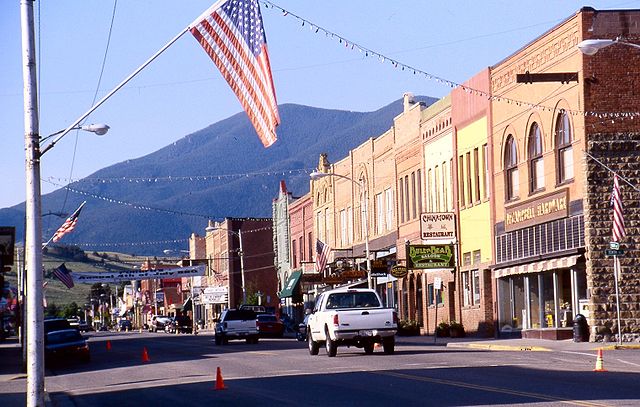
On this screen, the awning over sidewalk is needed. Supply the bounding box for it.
[493,255,582,278]
[182,297,192,312]
[279,270,302,298]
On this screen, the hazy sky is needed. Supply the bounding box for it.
[2,0,638,210]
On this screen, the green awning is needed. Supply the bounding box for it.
[182,297,192,312]
[279,270,302,298]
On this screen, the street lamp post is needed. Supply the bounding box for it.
[20,0,109,400]
[310,171,373,289]
[206,224,246,305]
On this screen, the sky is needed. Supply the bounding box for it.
[2,0,639,210]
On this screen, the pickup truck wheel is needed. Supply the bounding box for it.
[325,329,337,357]
[383,337,395,354]
[307,330,319,355]
[364,343,375,354]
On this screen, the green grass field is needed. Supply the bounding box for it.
[3,249,158,308]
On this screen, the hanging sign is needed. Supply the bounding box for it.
[406,244,455,269]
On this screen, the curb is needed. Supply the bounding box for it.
[600,344,640,351]
[446,342,552,352]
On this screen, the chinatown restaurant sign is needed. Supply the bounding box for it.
[406,244,455,269]
[72,265,206,283]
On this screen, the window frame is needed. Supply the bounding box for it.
[555,110,574,184]
[504,135,519,201]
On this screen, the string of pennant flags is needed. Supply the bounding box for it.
[43,167,312,185]
[262,0,640,121]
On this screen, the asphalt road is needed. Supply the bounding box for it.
[23,332,640,406]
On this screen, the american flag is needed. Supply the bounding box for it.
[189,0,280,147]
[52,201,86,243]
[315,239,332,274]
[52,263,75,289]
[611,174,626,242]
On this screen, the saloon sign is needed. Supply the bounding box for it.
[406,244,455,269]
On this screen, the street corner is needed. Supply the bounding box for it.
[599,343,640,351]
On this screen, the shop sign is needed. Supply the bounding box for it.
[505,189,568,232]
[201,286,228,304]
[390,266,408,279]
[155,291,164,303]
[420,212,456,241]
[371,260,388,277]
[407,244,455,269]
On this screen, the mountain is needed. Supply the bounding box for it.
[0,96,436,255]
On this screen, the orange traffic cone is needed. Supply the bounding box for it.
[142,347,151,363]
[593,349,607,372]
[106,340,112,351]
[215,367,226,390]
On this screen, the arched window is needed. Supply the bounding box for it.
[528,123,544,193]
[504,135,519,201]
[555,110,573,183]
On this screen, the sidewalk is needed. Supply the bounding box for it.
[394,333,640,352]
[0,337,27,407]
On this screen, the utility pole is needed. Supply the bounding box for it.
[20,1,45,405]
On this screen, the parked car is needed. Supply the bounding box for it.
[296,314,310,341]
[45,329,90,365]
[256,314,284,337]
[148,315,171,332]
[118,319,132,332]
[166,314,192,334]
[44,318,75,334]
[214,309,259,345]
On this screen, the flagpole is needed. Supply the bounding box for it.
[614,255,622,345]
[39,27,190,156]
[42,201,86,248]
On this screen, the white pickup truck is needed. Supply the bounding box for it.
[306,288,397,357]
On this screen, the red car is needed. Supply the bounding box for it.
[256,314,285,337]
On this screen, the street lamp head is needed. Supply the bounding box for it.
[81,123,110,136]
[309,170,329,180]
[577,39,616,55]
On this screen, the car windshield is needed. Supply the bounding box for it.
[46,330,83,345]
[325,292,381,309]
[257,315,277,322]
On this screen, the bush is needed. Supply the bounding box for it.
[449,321,466,338]
[398,319,421,336]
[436,321,450,337]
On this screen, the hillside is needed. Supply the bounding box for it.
[0,96,436,255]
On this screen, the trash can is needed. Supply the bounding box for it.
[573,314,589,342]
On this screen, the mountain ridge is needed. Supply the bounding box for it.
[1,96,437,255]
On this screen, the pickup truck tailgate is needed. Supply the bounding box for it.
[336,308,395,331]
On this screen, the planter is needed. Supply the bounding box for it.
[450,327,466,338]
[397,326,421,336]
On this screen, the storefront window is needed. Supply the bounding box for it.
[498,278,512,331]
[542,272,555,328]
[558,270,573,327]
[528,275,540,328]
[513,276,525,330]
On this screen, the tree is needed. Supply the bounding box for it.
[44,303,61,317]
[62,302,80,319]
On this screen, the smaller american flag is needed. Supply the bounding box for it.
[315,239,332,274]
[53,263,75,289]
[610,174,626,242]
[52,201,86,243]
